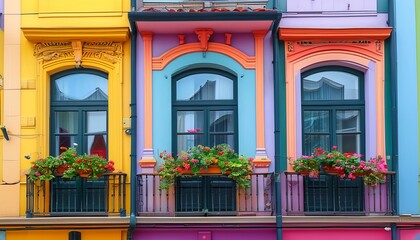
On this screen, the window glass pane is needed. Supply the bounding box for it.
[54,136,78,156]
[210,134,235,149]
[86,111,107,133]
[337,134,361,153]
[177,111,204,133]
[53,73,108,101]
[56,112,78,134]
[177,135,204,153]
[303,111,330,133]
[85,111,107,157]
[209,111,234,132]
[55,111,78,152]
[303,135,330,155]
[176,73,233,101]
[303,71,359,100]
[336,110,360,133]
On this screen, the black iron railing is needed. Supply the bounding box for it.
[136,173,274,216]
[26,172,126,217]
[283,172,395,216]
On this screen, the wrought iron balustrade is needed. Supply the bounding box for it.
[26,172,126,217]
[283,172,395,216]
[136,172,274,216]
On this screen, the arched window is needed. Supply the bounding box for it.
[49,69,109,214]
[172,68,238,215]
[301,66,365,213]
[172,68,238,153]
[50,69,108,157]
[301,66,365,155]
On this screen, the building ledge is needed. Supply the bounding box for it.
[0,216,130,230]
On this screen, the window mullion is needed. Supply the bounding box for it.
[331,108,336,149]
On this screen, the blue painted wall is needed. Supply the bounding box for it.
[152,52,256,161]
[395,0,419,214]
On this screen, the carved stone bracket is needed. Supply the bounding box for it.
[376,40,381,52]
[195,28,214,52]
[225,33,232,45]
[34,41,123,67]
[178,35,185,45]
[287,41,294,52]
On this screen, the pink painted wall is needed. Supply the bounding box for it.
[284,229,390,240]
[134,228,276,240]
[400,229,420,240]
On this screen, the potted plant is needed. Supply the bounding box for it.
[28,147,115,181]
[28,156,65,181]
[292,146,389,187]
[63,154,115,179]
[289,153,322,178]
[361,156,388,187]
[157,144,253,190]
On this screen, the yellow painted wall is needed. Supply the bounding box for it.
[0,0,132,218]
[7,229,127,240]
[22,0,130,28]
[0,21,4,184]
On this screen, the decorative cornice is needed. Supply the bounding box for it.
[22,27,130,42]
[279,28,392,41]
[34,41,123,67]
[296,40,371,46]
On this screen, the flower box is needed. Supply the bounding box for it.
[157,144,253,190]
[291,146,388,186]
[28,147,115,181]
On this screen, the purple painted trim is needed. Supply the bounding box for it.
[151,33,255,58]
[231,33,254,56]
[153,34,179,57]
[263,33,275,171]
[365,61,377,159]
[295,72,302,156]
[137,33,145,173]
[0,0,3,30]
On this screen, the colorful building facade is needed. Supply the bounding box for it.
[1,0,420,240]
[130,2,279,239]
[0,0,131,239]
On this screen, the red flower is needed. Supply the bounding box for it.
[218,151,224,156]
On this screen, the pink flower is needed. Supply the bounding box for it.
[183,162,190,170]
[191,159,198,163]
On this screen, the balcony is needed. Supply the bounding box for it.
[283,172,395,216]
[136,173,274,216]
[26,172,127,217]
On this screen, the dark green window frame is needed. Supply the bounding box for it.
[50,69,109,156]
[301,66,366,215]
[301,66,365,155]
[50,68,109,215]
[172,68,239,153]
[172,68,239,215]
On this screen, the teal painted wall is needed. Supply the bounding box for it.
[378,0,388,13]
[416,0,420,212]
[152,52,256,160]
[395,0,419,214]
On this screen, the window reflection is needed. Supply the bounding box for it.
[176,73,233,101]
[303,71,359,100]
[54,73,108,101]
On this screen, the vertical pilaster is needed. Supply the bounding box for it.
[139,32,157,170]
[0,0,21,216]
[252,31,271,172]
